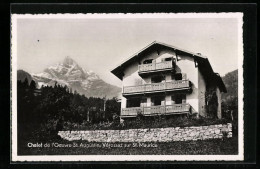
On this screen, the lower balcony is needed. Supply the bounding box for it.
[121,104,191,117]
[122,80,191,97]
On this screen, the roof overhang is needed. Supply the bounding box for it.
[214,73,227,93]
[111,41,207,80]
[196,58,227,93]
[111,41,226,93]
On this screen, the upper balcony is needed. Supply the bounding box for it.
[122,80,191,97]
[138,60,174,77]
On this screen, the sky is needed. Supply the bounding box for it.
[16,15,240,87]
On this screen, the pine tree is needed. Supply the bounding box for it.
[29,80,36,89]
[23,77,29,87]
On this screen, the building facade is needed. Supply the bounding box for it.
[111,41,226,119]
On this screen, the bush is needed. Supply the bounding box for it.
[123,115,230,129]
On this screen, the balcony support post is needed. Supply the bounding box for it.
[164,103,166,115]
[194,58,198,67]
[156,49,160,55]
[164,92,167,115]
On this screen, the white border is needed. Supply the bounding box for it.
[11,13,244,162]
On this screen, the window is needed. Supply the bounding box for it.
[172,73,186,80]
[165,57,172,61]
[143,59,153,64]
[151,96,165,106]
[182,73,187,80]
[151,75,165,83]
[126,98,141,108]
[161,57,173,62]
[140,97,147,107]
[173,73,182,80]
[172,94,186,104]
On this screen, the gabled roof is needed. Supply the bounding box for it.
[215,73,227,93]
[111,41,226,93]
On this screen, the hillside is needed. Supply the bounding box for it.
[18,57,121,98]
[17,69,33,85]
[221,69,238,103]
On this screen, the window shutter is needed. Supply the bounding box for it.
[141,98,147,107]
[172,58,176,63]
[161,100,165,105]
[182,94,186,103]
[182,73,187,80]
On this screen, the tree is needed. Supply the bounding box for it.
[205,90,218,118]
[105,97,120,121]
[29,80,37,89]
[24,77,29,86]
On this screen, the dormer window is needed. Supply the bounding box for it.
[143,59,153,64]
[162,57,173,62]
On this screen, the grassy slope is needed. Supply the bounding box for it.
[18,136,238,155]
[18,116,238,155]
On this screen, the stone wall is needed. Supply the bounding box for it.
[58,123,232,142]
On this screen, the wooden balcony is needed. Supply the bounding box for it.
[138,61,174,76]
[122,80,191,96]
[121,104,191,117]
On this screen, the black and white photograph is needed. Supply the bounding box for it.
[11,13,244,161]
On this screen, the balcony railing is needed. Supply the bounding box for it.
[138,61,173,73]
[123,80,190,95]
[121,104,190,117]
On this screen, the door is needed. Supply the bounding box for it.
[172,94,186,104]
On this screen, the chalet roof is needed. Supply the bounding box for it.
[111,41,226,93]
[214,73,227,93]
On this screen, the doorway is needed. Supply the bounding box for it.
[151,75,165,83]
[151,96,165,106]
[126,98,141,108]
[172,94,186,104]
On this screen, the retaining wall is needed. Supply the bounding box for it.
[58,123,232,142]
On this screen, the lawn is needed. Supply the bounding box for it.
[18,135,238,155]
[64,115,231,131]
[17,115,238,155]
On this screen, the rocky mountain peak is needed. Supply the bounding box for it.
[63,56,77,66]
[30,56,121,98]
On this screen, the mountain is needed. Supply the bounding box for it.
[17,69,33,85]
[30,56,121,98]
[221,69,238,103]
[221,69,238,120]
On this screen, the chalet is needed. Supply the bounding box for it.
[111,41,226,119]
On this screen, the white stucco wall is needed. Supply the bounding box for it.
[121,48,200,113]
[216,87,222,119]
[198,68,207,116]
[122,62,143,87]
[176,54,199,113]
[121,97,127,109]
